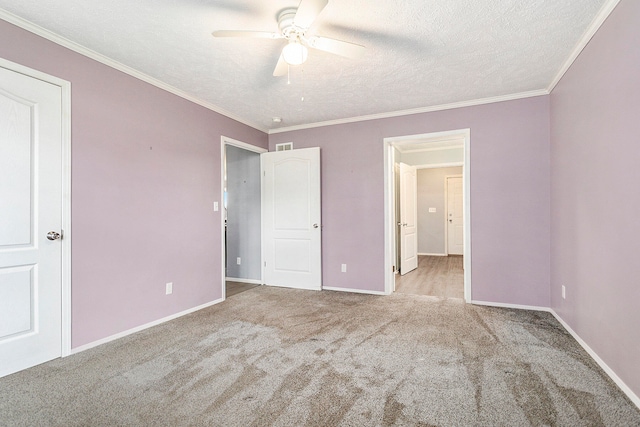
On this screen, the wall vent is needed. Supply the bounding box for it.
[275,142,293,151]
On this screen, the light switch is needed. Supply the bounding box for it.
[214,201,219,211]
[429,208,436,213]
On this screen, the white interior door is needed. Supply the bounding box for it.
[262,147,321,290]
[399,163,418,275]
[447,176,464,255]
[0,65,63,377]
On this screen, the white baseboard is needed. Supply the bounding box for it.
[418,253,447,256]
[470,300,639,409]
[323,286,388,296]
[549,309,640,409]
[470,300,551,312]
[70,297,224,355]
[225,277,262,285]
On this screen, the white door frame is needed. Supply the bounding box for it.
[0,57,72,356]
[383,129,471,302]
[219,136,267,300]
[444,174,463,256]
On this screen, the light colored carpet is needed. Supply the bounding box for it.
[1,286,638,426]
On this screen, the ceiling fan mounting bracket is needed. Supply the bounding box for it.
[278,8,306,40]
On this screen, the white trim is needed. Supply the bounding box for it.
[466,300,640,409]
[547,0,622,92]
[415,162,464,170]
[270,90,547,134]
[220,136,266,303]
[549,309,640,409]
[2,0,618,136]
[323,286,388,296]
[60,70,72,358]
[0,10,266,133]
[225,277,262,285]
[222,136,268,154]
[70,298,224,354]
[384,129,472,302]
[418,253,447,256]
[400,144,464,154]
[0,57,73,358]
[471,300,551,312]
[463,132,471,302]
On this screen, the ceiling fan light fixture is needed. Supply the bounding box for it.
[282,40,308,65]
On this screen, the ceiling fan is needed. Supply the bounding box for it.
[212,0,366,76]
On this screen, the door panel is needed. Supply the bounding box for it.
[447,176,464,255]
[0,65,63,377]
[262,148,321,290]
[0,87,33,245]
[399,163,418,275]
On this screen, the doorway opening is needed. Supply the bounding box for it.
[383,129,471,301]
[220,136,266,300]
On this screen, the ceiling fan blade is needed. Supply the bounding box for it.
[212,30,282,39]
[273,54,288,77]
[293,0,328,28]
[307,36,366,59]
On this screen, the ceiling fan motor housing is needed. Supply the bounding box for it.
[278,8,303,37]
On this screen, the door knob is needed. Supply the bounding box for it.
[46,231,61,241]
[313,224,319,228]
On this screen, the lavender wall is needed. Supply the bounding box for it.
[550,0,640,398]
[0,20,268,347]
[270,96,551,306]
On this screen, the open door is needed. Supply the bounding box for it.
[399,163,418,275]
[261,147,322,290]
[447,176,464,255]
[0,64,63,377]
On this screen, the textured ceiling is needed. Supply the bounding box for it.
[0,0,608,131]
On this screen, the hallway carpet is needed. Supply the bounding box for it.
[1,287,638,426]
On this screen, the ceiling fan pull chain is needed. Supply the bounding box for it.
[301,66,305,102]
[287,65,291,85]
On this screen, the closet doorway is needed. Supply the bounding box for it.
[221,137,266,299]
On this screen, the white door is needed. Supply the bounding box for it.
[0,65,63,377]
[262,147,321,290]
[447,176,464,255]
[399,163,418,275]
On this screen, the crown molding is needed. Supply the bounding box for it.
[268,89,549,134]
[547,0,622,92]
[2,0,619,136]
[0,9,268,133]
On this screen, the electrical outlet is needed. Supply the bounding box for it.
[341,264,347,273]
[166,282,173,295]
[562,285,566,300]
[237,257,241,265]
